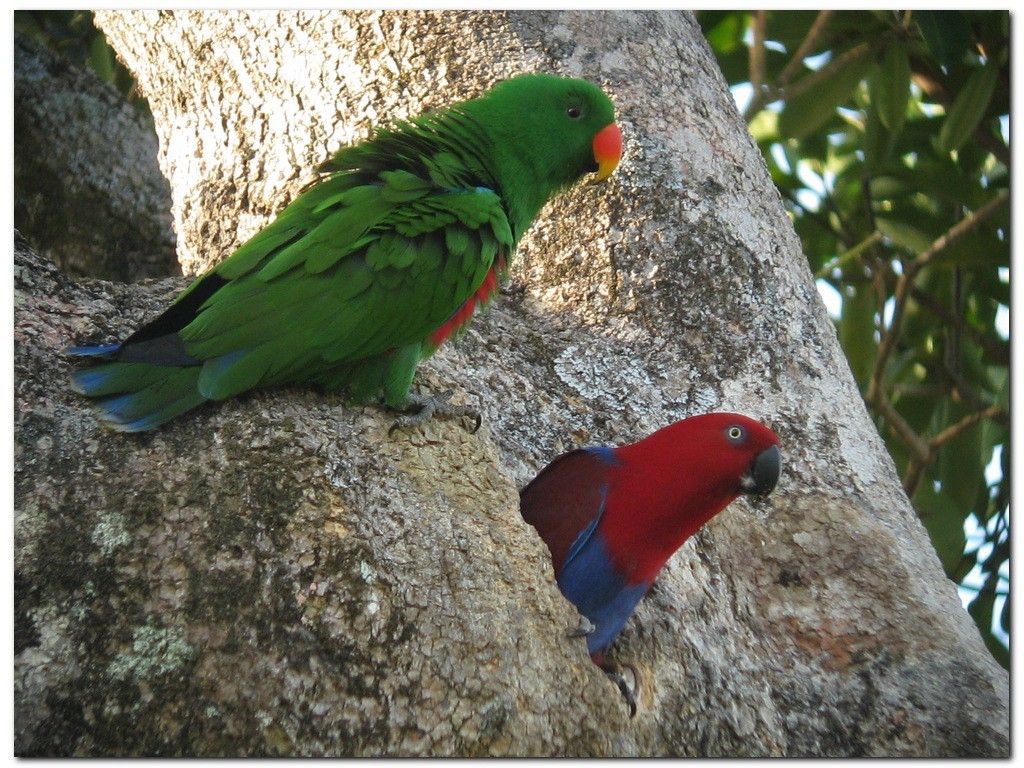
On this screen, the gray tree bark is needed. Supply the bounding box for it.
[13,31,177,280]
[14,9,1008,756]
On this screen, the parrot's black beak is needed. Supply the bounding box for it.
[740,445,781,496]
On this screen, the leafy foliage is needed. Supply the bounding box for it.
[700,10,1009,667]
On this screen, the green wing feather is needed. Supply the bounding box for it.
[72,104,517,429]
[177,176,511,398]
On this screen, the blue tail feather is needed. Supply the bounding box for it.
[71,343,209,431]
[109,410,173,433]
[70,366,117,396]
[105,388,208,433]
[94,393,145,424]
[67,343,121,358]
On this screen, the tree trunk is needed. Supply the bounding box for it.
[13,32,177,280]
[15,9,1008,756]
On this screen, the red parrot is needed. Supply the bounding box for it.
[520,413,781,715]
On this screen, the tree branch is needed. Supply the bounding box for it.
[877,392,932,464]
[931,405,1005,450]
[815,230,882,279]
[909,285,1010,365]
[870,192,1008,498]
[777,41,873,103]
[902,458,927,498]
[913,191,1009,273]
[901,403,1005,497]
[777,10,834,87]
[744,10,836,120]
[867,190,1009,405]
[749,10,767,96]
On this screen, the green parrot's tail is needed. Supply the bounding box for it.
[70,357,208,432]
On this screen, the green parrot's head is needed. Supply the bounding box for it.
[465,73,622,195]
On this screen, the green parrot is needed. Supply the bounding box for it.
[70,73,623,432]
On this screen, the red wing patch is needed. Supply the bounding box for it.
[427,254,507,349]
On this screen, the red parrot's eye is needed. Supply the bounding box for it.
[567,106,582,119]
[726,425,746,443]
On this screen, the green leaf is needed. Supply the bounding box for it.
[956,335,997,395]
[870,43,911,133]
[702,11,748,55]
[978,420,1007,493]
[863,102,895,172]
[915,10,975,69]
[876,217,933,254]
[715,48,753,85]
[938,60,1000,153]
[968,578,1009,669]
[974,270,1009,306]
[992,366,1009,409]
[898,270,948,350]
[765,11,828,54]
[748,109,780,143]
[88,34,114,82]
[869,175,905,200]
[876,155,984,209]
[828,11,892,41]
[892,389,938,439]
[950,545,978,584]
[967,9,1009,51]
[760,48,796,86]
[839,283,877,388]
[913,477,966,575]
[934,225,1007,269]
[832,174,867,213]
[778,51,873,141]
[933,399,984,514]
[980,338,1010,368]
[817,231,882,279]
[14,10,45,37]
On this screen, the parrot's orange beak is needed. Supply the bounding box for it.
[592,123,622,181]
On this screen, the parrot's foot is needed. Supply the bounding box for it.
[602,662,639,718]
[388,390,481,436]
[566,616,596,638]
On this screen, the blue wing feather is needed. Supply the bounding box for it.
[563,483,609,568]
[521,445,647,654]
[557,531,650,655]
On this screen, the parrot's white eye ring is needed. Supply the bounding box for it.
[727,425,745,442]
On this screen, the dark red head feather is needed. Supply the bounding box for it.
[597,413,780,584]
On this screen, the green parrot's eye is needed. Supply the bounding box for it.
[726,425,745,443]
[566,105,582,120]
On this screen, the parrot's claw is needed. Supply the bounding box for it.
[388,390,481,436]
[602,663,639,718]
[566,616,596,638]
